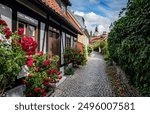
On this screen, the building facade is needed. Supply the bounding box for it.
[0,0,82,75]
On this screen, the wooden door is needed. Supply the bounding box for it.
[48,30,60,67]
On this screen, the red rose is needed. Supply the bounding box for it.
[0,20,7,26]
[0,39,2,43]
[18,28,24,36]
[45,78,49,81]
[26,56,33,67]
[5,31,12,39]
[50,69,57,74]
[26,60,33,67]
[43,60,50,66]
[44,82,49,86]
[57,71,62,75]
[3,27,10,33]
[27,56,33,60]
[38,51,43,56]
[48,70,51,74]
[26,51,31,55]
[34,87,41,93]
[42,92,47,97]
[41,89,45,93]
[21,37,37,55]
[42,80,45,83]
[58,76,62,79]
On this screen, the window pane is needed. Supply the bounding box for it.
[66,37,71,48]
[28,25,35,38]
[18,22,26,35]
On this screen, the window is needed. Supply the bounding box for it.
[18,21,37,40]
[18,21,26,35]
[28,25,36,38]
[48,29,60,56]
[66,35,71,48]
[73,37,77,48]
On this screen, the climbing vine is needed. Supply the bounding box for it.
[108,0,150,96]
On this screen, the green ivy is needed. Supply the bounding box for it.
[108,0,150,96]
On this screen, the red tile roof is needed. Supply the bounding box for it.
[41,0,82,34]
[89,36,106,44]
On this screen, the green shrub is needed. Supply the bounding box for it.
[108,0,150,96]
[99,40,106,49]
[65,68,75,75]
[93,41,100,51]
[87,45,93,55]
[64,48,87,66]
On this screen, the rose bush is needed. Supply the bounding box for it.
[0,19,62,97]
[0,19,26,96]
[24,53,62,97]
[64,48,87,66]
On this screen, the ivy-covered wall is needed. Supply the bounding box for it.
[108,0,150,96]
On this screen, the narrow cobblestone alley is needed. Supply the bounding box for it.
[52,52,114,97]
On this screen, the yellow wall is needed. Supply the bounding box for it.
[78,34,86,45]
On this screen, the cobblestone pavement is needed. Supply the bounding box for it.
[52,52,114,97]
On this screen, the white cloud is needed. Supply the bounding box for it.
[74,11,111,34]
[70,0,128,34]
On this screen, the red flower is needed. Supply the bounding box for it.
[57,71,62,75]
[18,28,24,36]
[0,39,2,43]
[42,80,45,83]
[42,92,47,96]
[41,89,45,93]
[26,51,32,55]
[3,27,10,33]
[0,20,7,26]
[27,56,33,60]
[21,37,37,55]
[28,74,32,78]
[50,69,57,74]
[5,31,12,39]
[34,87,41,93]
[43,60,50,66]
[48,70,52,75]
[45,78,50,82]
[26,56,33,67]
[26,60,33,67]
[44,82,49,86]
[38,51,43,56]
[58,76,62,79]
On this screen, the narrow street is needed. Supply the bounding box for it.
[52,52,114,97]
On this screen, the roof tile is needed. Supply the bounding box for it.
[41,0,82,34]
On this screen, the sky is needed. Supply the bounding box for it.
[69,0,128,34]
